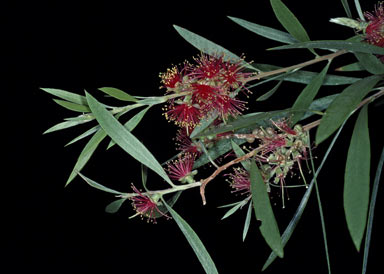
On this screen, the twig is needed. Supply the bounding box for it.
[303,88,384,132]
[199,147,262,205]
[246,50,347,82]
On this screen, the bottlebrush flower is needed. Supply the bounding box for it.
[175,128,202,156]
[167,154,197,183]
[226,167,251,195]
[164,102,201,128]
[191,53,252,90]
[364,3,384,48]
[160,66,183,91]
[192,54,222,80]
[129,184,169,223]
[216,94,247,118]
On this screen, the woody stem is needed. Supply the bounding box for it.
[245,50,347,82]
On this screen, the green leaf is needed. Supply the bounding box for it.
[344,105,370,251]
[98,87,138,102]
[270,40,384,55]
[250,160,283,258]
[85,92,173,186]
[335,62,364,71]
[141,164,149,192]
[164,201,219,274]
[77,172,124,195]
[41,88,87,105]
[270,0,311,43]
[190,114,218,139]
[341,0,353,18]
[270,0,315,55]
[291,62,330,125]
[362,147,384,274]
[301,94,338,120]
[256,80,283,101]
[194,110,288,138]
[242,201,253,242]
[65,125,100,146]
[231,140,250,171]
[228,16,298,44]
[66,129,107,186]
[53,99,91,112]
[173,25,254,70]
[316,75,380,144]
[105,198,127,213]
[253,63,360,85]
[43,120,87,134]
[263,119,348,271]
[354,52,384,74]
[354,0,364,21]
[107,106,151,149]
[221,199,248,220]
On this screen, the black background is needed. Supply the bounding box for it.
[3,1,383,273]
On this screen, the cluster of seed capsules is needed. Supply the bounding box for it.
[227,121,310,207]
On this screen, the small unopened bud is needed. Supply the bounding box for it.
[266,127,275,136]
[246,137,255,143]
[329,17,368,31]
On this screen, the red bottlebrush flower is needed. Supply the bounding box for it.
[220,58,252,90]
[129,184,169,223]
[364,3,384,48]
[272,120,297,135]
[216,95,247,118]
[226,167,251,195]
[164,102,201,128]
[167,154,196,183]
[160,66,183,90]
[191,83,218,103]
[192,54,223,80]
[175,128,202,156]
[261,136,287,155]
[191,83,225,115]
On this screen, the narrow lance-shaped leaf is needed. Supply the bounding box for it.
[41,88,88,105]
[250,160,283,258]
[344,105,370,251]
[66,128,107,186]
[354,52,384,75]
[53,99,91,113]
[263,118,349,271]
[105,198,127,214]
[65,125,101,147]
[270,0,315,55]
[256,80,283,101]
[335,62,364,72]
[354,0,365,21]
[173,25,255,70]
[231,140,250,171]
[77,172,125,195]
[227,16,299,44]
[362,147,384,274]
[291,62,330,125]
[316,75,380,144]
[270,40,384,55]
[43,120,87,134]
[85,92,173,186]
[242,201,253,242]
[221,199,248,220]
[107,106,151,149]
[163,200,219,274]
[98,87,138,102]
[253,63,360,85]
[341,0,353,18]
